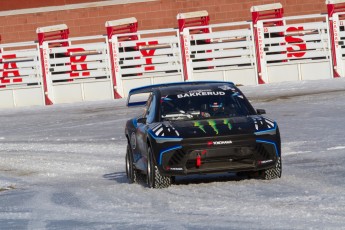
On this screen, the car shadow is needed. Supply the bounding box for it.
[103,172,127,184]
[173,172,250,185]
[103,171,255,187]
[103,171,148,186]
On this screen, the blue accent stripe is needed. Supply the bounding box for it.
[256,139,279,157]
[148,129,156,137]
[128,101,147,107]
[159,145,182,165]
[132,119,138,128]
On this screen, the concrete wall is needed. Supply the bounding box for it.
[0,0,327,43]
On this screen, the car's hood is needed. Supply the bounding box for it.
[149,116,276,139]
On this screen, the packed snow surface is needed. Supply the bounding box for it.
[1,78,345,229]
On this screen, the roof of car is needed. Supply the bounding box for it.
[129,81,235,95]
[126,81,236,107]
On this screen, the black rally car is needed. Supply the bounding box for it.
[125,81,281,188]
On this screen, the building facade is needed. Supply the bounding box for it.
[0,0,327,43]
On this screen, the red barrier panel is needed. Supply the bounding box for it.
[177,10,210,81]
[106,18,139,98]
[326,0,345,78]
[251,3,284,84]
[37,24,69,105]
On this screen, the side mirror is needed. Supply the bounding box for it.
[137,117,147,124]
[256,109,266,115]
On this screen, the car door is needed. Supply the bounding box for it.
[134,93,157,171]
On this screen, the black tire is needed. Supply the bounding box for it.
[262,156,282,180]
[125,145,137,183]
[147,147,171,188]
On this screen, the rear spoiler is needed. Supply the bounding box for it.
[126,81,234,107]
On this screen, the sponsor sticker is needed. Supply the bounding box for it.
[169,167,183,171]
[218,85,234,91]
[213,140,233,145]
[177,91,225,98]
[259,160,273,164]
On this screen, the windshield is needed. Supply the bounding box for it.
[160,89,255,121]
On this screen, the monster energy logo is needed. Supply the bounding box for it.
[223,119,232,130]
[194,119,232,135]
[194,121,206,133]
[208,120,218,134]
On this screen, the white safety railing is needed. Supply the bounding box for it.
[109,28,184,97]
[182,21,257,85]
[256,14,333,83]
[330,12,345,77]
[0,41,44,108]
[2,2,345,109]
[41,35,113,103]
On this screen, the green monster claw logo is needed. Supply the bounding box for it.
[194,121,206,133]
[194,119,232,135]
[208,120,219,135]
[223,119,232,130]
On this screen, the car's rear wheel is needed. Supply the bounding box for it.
[147,147,171,188]
[125,145,136,183]
[262,157,282,180]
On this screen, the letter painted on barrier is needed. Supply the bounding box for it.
[257,27,264,60]
[113,42,119,73]
[183,35,190,63]
[285,27,306,58]
[136,41,158,71]
[43,49,50,77]
[67,48,90,77]
[0,54,22,84]
[333,20,339,49]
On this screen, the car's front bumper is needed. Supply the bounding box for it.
[156,134,279,176]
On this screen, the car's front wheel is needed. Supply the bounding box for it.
[125,145,136,183]
[147,147,171,188]
[262,156,282,180]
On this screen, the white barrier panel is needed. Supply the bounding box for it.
[0,41,44,108]
[109,28,184,97]
[182,21,257,85]
[256,14,333,83]
[331,12,345,77]
[42,35,113,104]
